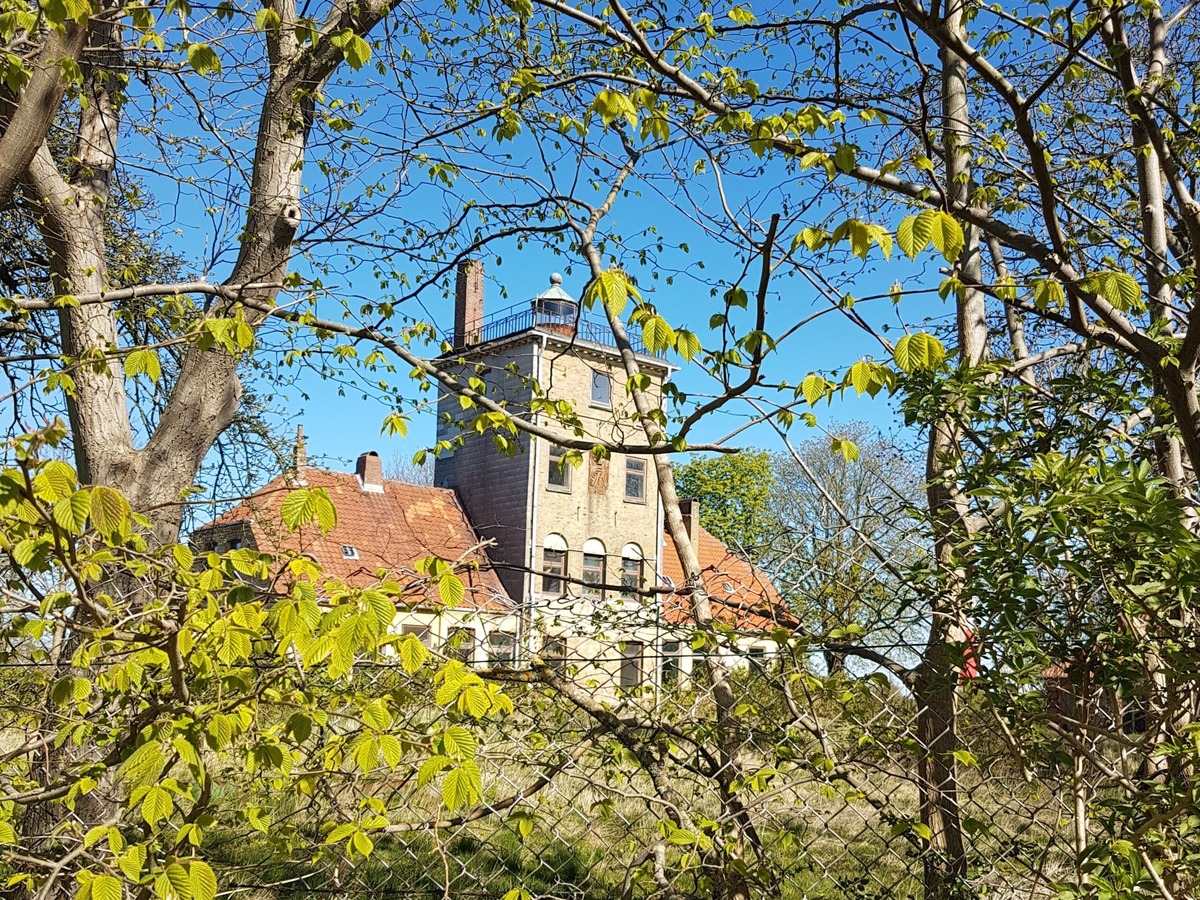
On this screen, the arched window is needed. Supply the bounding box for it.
[542,533,568,595]
[582,538,606,599]
[620,543,643,599]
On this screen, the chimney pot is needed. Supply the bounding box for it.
[356,450,384,493]
[454,259,485,348]
[679,498,701,547]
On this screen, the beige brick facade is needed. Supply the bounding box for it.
[434,328,671,613]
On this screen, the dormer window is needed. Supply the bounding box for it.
[342,545,359,559]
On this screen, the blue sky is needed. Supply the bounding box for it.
[264,243,945,475]
[118,4,953,486]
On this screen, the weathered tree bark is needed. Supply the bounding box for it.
[18,0,399,545]
[0,20,87,210]
[912,2,984,895]
[11,3,400,891]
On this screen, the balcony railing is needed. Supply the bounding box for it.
[470,303,653,356]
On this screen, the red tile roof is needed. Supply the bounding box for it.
[194,468,511,611]
[660,525,795,632]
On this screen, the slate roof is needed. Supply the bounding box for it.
[660,525,796,632]
[193,468,512,612]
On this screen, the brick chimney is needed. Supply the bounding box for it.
[292,425,307,485]
[679,498,701,547]
[454,259,484,347]
[356,450,384,494]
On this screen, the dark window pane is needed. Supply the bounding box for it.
[662,641,681,687]
[625,458,646,502]
[543,637,567,670]
[590,370,611,406]
[582,553,605,599]
[488,631,516,667]
[542,548,566,594]
[445,627,475,665]
[620,641,643,689]
[620,557,642,599]
[548,446,570,490]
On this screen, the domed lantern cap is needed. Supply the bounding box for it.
[534,273,578,318]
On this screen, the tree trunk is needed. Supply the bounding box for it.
[912,2,986,895]
[823,648,847,678]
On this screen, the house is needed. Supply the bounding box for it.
[192,264,791,689]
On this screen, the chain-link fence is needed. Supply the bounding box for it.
[170,600,1079,900]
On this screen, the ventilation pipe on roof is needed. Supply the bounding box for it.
[454,259,484,347]
[356,451,384,493]
[678,498,700,548]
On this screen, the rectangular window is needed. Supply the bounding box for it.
[582,553,605,599]
[590,370,612,407]
[401,624,432,647]
[619,641,644,690]
[661,641,681,687]
[624,458,646,503]
[542,548,566,595]
[547,445,571,491]
[620,557,643,599]
[488,631,516,667]
[445,627,475,665]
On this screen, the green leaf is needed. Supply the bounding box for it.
[929,212,964,262]
[379,733,403,768]
[442,759,482,811]
[243,806,269,833]
[186,42,222,76]
[90,486,131,535]
[140,785,173,825]
[1032,278,1065,310]
[118,845,146,881]
[830,437,859,463]
[896,214,929,259]
[667,828,700,845]
[583,269,639,316]
[833,143,857,173]
[91,875,123,900]
[418,754,452,787]
[439,572,465,607]
[642,315,676,354]
[52,491,91,534]
[674,329,701,362]
[589,89,637,128]
[280,487,336,532]
[188,861,217,900]
[398,633,428,674]
[351,830,374,858]
[38,460,77,500]
[893,332,946,374]
[440,724,478,760]
[325,823,356,845]
[254,7,280,29]
[123,348,162,383]
[801,374,827,406]
[382,412,409,437]
[847,360,874,395]
[1101,270,1143,311]
[330,29,371,69]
